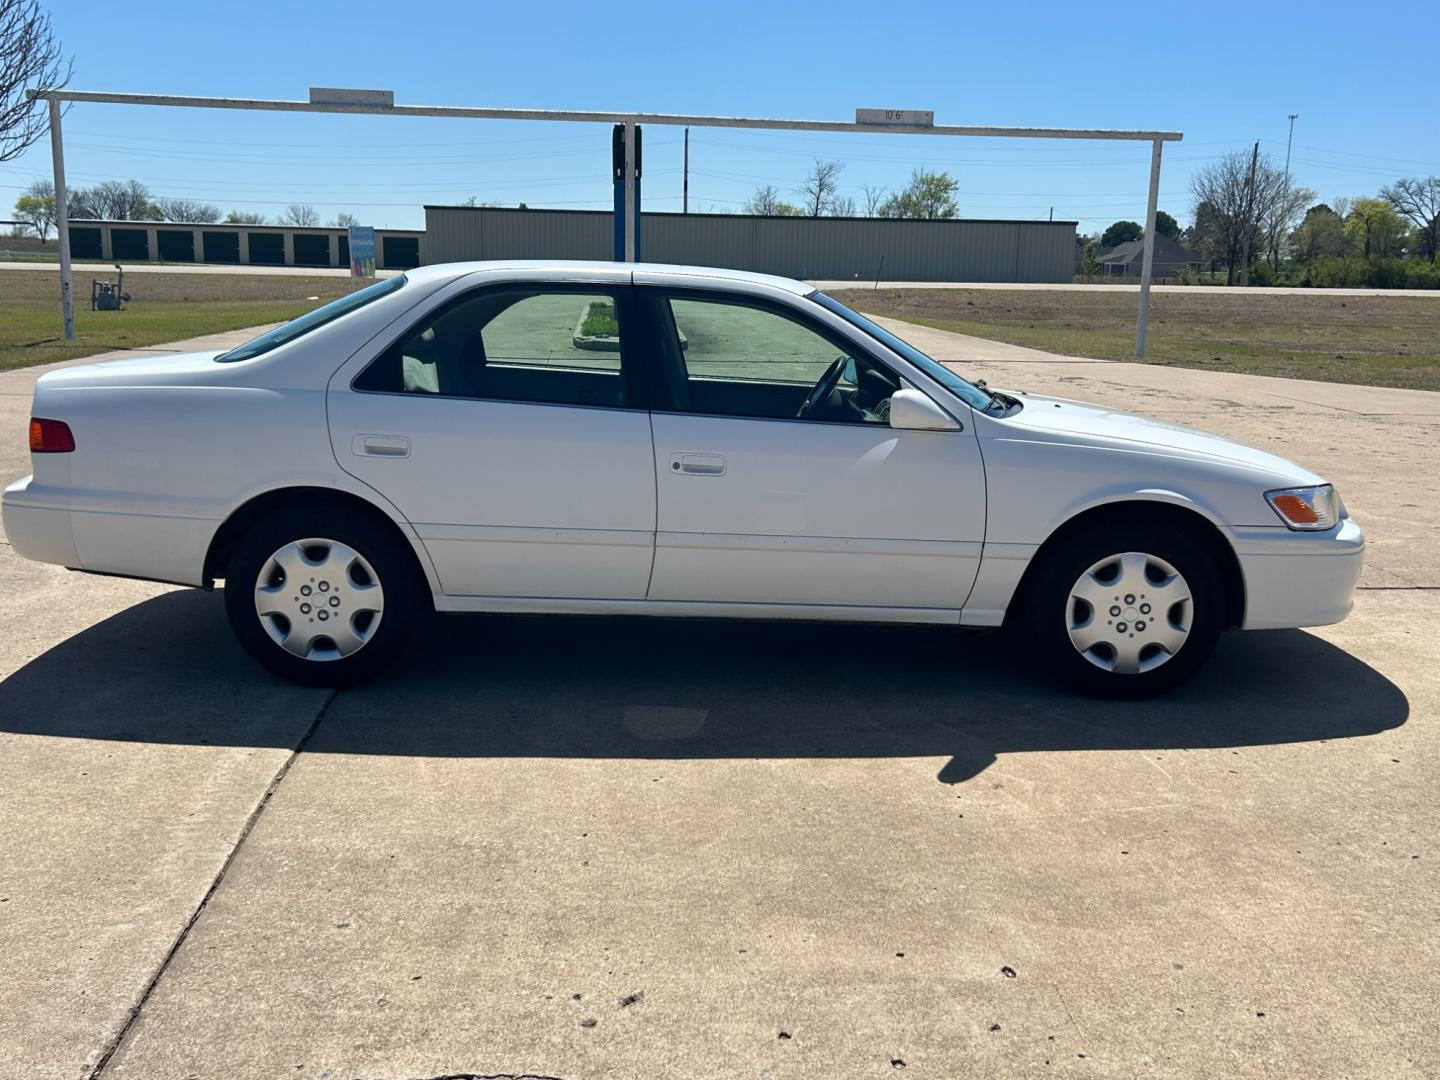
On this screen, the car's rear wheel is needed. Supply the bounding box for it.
[223,507,427,686]
[1024,522,1225,697]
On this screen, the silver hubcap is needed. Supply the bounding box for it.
[1066,551,1193,675]
[253,538,384,661]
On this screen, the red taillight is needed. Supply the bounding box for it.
[29,418,75,453]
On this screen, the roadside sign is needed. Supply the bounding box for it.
[856,108,935,127]
[310,87,395,107]
[348,225,375,278]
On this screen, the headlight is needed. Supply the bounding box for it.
[1265,484,1341,531]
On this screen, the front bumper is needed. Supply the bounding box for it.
[1231,516,1365,630]
[2,474,80,568]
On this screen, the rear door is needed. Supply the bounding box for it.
[328,281,656,599]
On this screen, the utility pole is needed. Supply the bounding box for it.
[1284,113,1298,181]
[1048,206,1053,221]
[683,126,689,214]
[1239,140,1260,286]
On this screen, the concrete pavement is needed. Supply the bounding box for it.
[0,323,1435,1079]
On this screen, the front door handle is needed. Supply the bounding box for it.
[670,452,726,476]
[354,434,411,458]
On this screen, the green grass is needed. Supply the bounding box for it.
[829,288,1440,391]
[579,300,619,339]
[0,269,350,372]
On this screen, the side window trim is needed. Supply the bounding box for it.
[636,286,899,424]
[351,282,648,412]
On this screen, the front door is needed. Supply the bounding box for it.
[639,288,986,612]
[329,283,656,599]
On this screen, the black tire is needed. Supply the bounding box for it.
[1022,520,1226,698]
[223,505,429,687]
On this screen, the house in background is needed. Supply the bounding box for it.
[1098,234,1201,279]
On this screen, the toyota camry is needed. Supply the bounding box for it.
[3,262,1364,695]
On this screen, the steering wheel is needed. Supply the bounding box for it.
[796,354,850,419]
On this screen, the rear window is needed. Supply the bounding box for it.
[216,275,406,362]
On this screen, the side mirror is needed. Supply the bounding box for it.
[888,388,961,431]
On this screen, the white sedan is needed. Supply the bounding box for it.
[4,262,1363,695]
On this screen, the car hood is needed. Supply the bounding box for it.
[994,391,1323,485]
[36,350,234,390]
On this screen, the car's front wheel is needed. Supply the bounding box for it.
[223,507,427,686]
[1024,522,1226,697]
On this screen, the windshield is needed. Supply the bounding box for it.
[808,290,994,410]
[216,275,406,362]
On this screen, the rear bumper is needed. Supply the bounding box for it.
[2,475,80,568]
[1231,516,1365,630]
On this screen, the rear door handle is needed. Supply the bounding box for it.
[354,434,411,458]
[670,452,726,476]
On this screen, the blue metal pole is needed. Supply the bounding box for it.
[612,123,624,261]
[633,125,642,262]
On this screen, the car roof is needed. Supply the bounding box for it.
[403,260,815,296]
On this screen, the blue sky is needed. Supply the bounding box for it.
[4,0,1437,233]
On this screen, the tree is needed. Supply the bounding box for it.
[797,158,843,217]
[0,0,71,163]
[1078,238,1100,279]
[1189,149,1289,285]
[71,179,154,220]
[829,195,857,218]
[861,184,888,217]
[1153,210,1180,240]
[743,184,803,216]
[224,210,267,224]
[1381,176,1440,263]
[878,169,959,219]
[1101,220,1143,248]
[1290,204,1346,262]
[1345,197,1406,259]
[331,212,359,228]
[153,197,220,223]
[281,203,320,227]
[13,177,54,240]
[1262,181,1316,271]
[1184,200,1226,272]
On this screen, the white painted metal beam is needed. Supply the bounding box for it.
[28,90,1182,141]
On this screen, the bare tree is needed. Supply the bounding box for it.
[1189,149,1289,285]
[829,195,857,217]
[861,184,888,217]
[71,179,154,220]
[281,203,320,227]
[224,210,267,224]
[0,0,71,163]
[797,159,843,217]
[1381,176,1440,263]
[153,197,221,223]
[331,211,359,228]
[1263,181,1316,271]
[742,184,802,216]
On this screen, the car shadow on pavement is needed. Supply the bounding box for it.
[0,590,1409,784]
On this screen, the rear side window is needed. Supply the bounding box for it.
[353,287,639,409]
[216,275,405,362]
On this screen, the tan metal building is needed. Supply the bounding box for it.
[423,205,1077,283]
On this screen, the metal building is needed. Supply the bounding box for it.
[423,206,1077,283]
[59,220,425,269]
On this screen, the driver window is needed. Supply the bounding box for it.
[661,296,895,423]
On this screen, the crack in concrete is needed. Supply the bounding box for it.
[83,688,340,1080]
[1357,585,1440,591]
